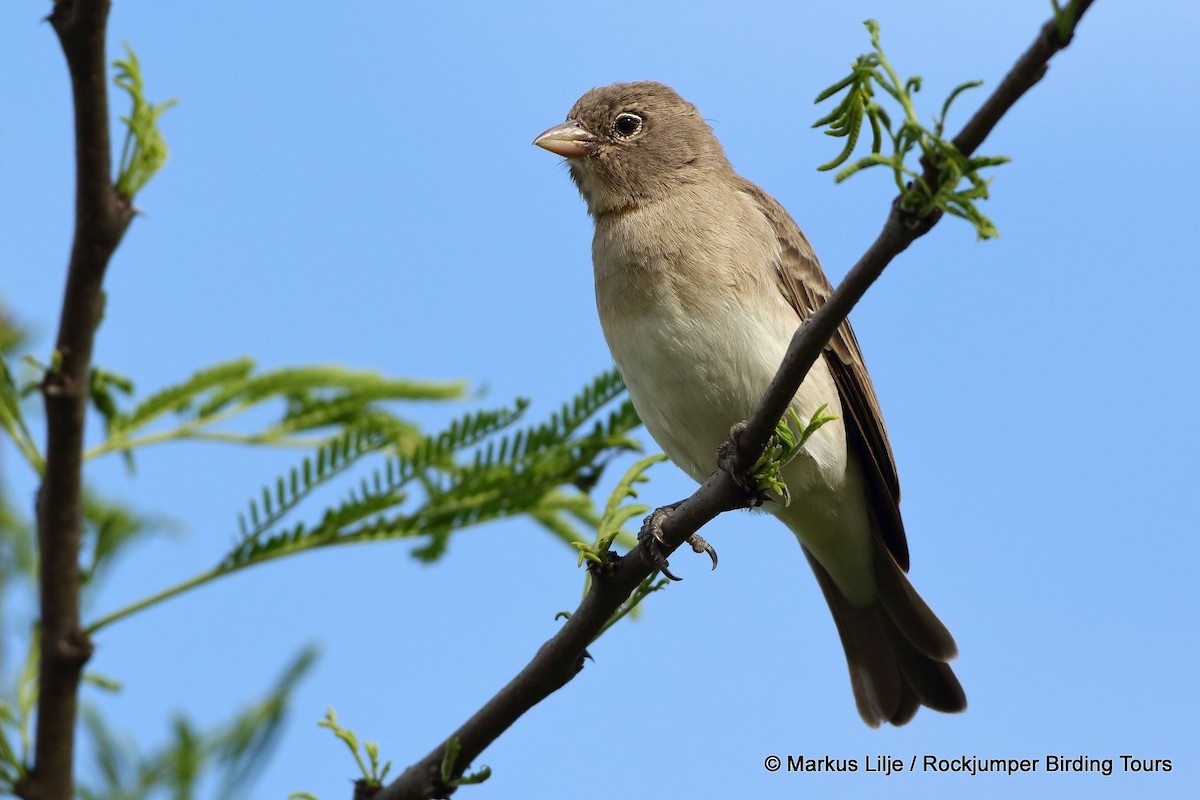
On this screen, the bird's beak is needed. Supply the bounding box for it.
[533,120,597,158]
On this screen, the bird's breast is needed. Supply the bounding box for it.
[590,197,848,492]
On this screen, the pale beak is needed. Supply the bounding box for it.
[533,120,597,158]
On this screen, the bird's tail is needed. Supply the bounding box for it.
[802,538,966,726]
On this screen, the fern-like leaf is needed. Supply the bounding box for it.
[812,19,1010,238]
[112,358,255,435]
[573,453,666,565]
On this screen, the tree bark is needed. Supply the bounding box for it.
[17,1,134,797]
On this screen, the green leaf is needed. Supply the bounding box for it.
[833,152,899,183]
[89,367,135,444]
[115,357,255,435]
[112,43,177,198]
[440,737,461,783]
[441,736,492,787]
[572,453,666,565]
[813,20,1010,236]
[86,369,637,637]
[969,155,1013,170]
[753,406,838,505]
[1051,0,1081,41]
[938,79,983,133]
[75,646,317,798]
[311,705,394,788]
[82,672,123,693]
[0,356,42,472]
[88,359,461,465]
[212,646,319,796]
[195,364,464,420]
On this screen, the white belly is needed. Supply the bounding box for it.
[605,288,845,490]
[591,199,877,602]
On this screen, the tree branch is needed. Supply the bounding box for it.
[738,0,1096,467]
[18,1,134,798]
[951,0,1095,160]
[377,4,1096,798]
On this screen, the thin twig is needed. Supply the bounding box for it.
[377,4,1097,798]
[18,1,134,798]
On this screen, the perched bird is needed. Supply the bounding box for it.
[533,81,965,727]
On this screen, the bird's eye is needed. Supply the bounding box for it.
[613,112,643,138]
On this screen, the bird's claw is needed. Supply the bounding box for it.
[716,421,747,478]
[686,532,718,570]
[638,504,680,580]
[717,420,769,507]
[637,503,718,581]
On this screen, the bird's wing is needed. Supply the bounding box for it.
[737,178,910,570]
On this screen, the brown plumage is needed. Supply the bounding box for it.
[535,81,965,726]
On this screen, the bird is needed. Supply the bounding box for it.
[532,81,966,727]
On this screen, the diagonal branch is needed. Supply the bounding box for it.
[736,0,1096,469]
[375,3,1097,798]
[18,1,135,798]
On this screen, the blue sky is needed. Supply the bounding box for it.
[3,1,1198,798]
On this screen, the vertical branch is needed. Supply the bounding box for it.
[19,1,134,798]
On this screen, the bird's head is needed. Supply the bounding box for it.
[533,81,730,216]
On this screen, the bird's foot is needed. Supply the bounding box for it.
[717,420,770,508]
[637,503,718,582]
